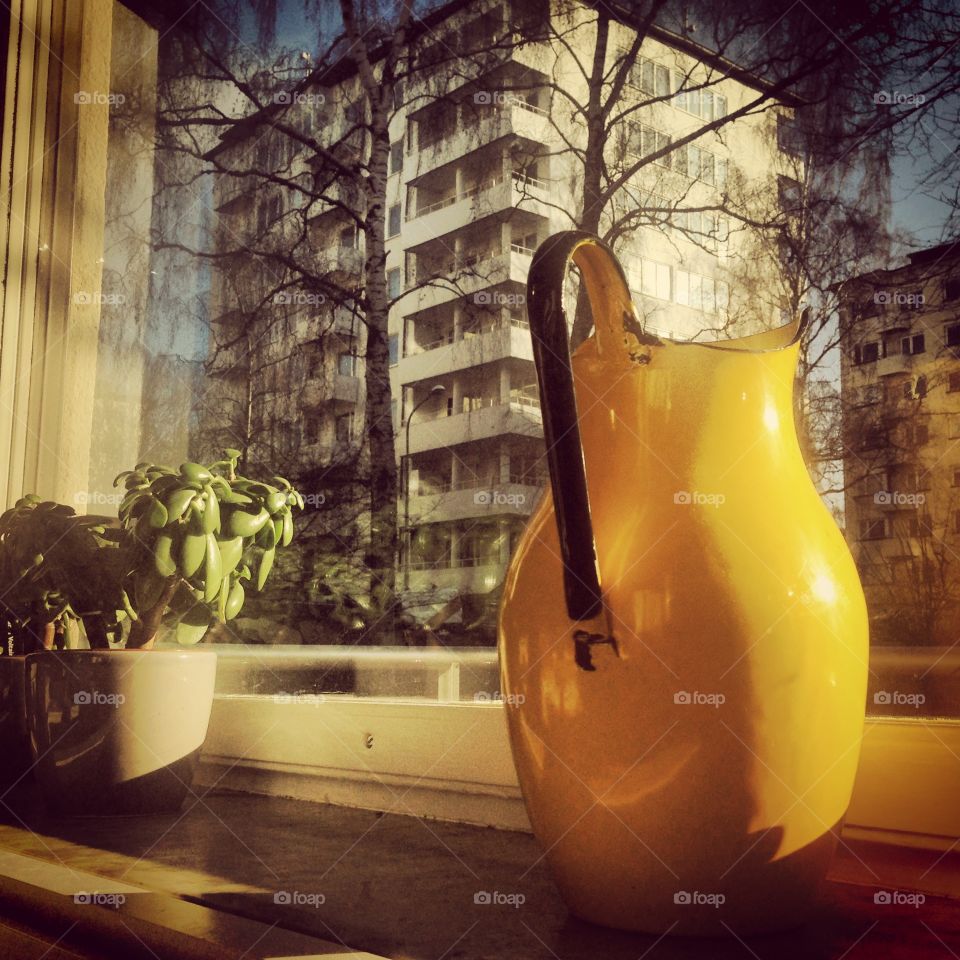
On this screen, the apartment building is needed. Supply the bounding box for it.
[838,242,960,644]
[203,0,797,622]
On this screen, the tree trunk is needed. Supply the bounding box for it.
[362,117,399,628]
[570,13,610,350]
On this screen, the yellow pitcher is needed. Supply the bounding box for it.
[499,233,868,936]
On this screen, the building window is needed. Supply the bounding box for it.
[338,351,357,376]
[339,225,358,248]
[854,341,880,364]
[777,115,800,155]
[640,258,671,300]
[952,468,960,487]
[335,413,353,444]
[945,276,960,301]
[861,425,886,450]
[901,333,925,355]
[955,512,960,535]
[304,415,321,445]
[389,334,399,365]
[945,323,960,348]
[903,375,927,399]
[387,203,402,237]
[907,515,933,538]
[948,370,960,392]
[859,518,887,540]
[905,421,930,446]
[389,140,403,175]
[778,175,802,212]
[387,268,401,300]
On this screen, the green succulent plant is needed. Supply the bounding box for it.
[116,449,303,647]
[0,498,126,654]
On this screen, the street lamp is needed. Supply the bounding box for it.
[403,383,446,588]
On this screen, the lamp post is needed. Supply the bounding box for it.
[403,383,446,589]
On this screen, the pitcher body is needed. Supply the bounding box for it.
[498,233,868,935]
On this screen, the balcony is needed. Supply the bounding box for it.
[877,353,914,377]
[405,559,504,596]
[319,246,364,278]
[405,247,534,313]
[399,319,533,384]
[406,400,541,455]
[215,172,256,213]
[415,98,551,175]
[407,480,542,523]
[302,373,361,408]
[403,172,552,249]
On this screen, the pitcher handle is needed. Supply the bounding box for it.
[527,231,655,621]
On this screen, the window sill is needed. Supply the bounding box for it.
[0,785,958,959]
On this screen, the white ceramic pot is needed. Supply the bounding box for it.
[25,649,217,815]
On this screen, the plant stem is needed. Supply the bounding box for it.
[126,577,180,649]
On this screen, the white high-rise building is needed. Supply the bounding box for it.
[205,0,798,622]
